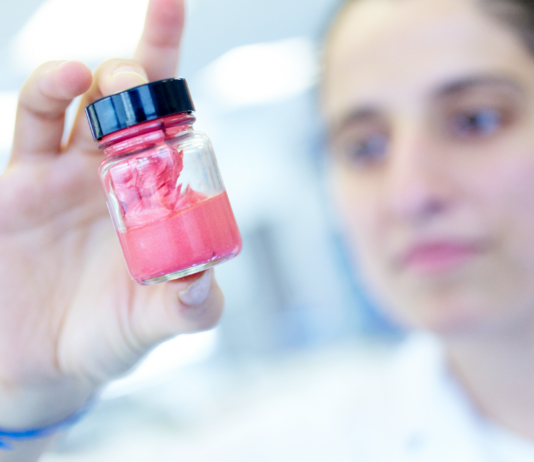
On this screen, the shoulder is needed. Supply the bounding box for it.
[183,337,422,461]
[179,335,485,462]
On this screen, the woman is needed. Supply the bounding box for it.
[322,0,534,458]
[2,0,534,460]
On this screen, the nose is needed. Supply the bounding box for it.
[386,130,454,225]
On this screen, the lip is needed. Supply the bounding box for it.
[399,240,484,274]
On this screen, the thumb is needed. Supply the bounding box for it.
[132,270,225,348]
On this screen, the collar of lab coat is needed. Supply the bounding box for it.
[372,334,491,462]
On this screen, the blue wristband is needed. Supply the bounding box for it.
[0,400,94,451]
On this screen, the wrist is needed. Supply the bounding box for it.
[0,438,52,462]
[0,379,96,430]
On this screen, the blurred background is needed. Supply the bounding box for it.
[0,0,403,459]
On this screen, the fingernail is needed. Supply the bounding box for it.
[178,270,213,306]
[112,66,148,79]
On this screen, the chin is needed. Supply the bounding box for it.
[380,288,496,339]
[359,258,521,339]
[416,305,489,338]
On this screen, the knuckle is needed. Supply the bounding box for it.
[100,58,145,74]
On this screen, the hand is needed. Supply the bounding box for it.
[0,0,223,434]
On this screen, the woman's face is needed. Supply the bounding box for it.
[324,0,534,336]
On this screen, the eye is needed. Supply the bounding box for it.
[341,134,388,166]
[450,108,505,139]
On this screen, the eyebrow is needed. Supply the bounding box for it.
[329,75,524,139]
[435,75,524,98]
[329,107,381,139]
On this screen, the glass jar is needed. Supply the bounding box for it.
[85,79,242,285]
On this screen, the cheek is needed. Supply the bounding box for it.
[473,150,534,267]
[330,167,386,263]
[330,168,408,325]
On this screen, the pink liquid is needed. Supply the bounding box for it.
[118,191,242,284]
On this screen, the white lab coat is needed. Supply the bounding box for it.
[186,335,534,462]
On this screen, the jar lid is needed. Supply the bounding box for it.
[85,78,195,140]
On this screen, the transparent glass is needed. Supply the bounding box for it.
[98,113,242,285]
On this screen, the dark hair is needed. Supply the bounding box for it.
[482,0,534,55]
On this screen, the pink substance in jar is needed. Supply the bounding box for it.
[108,142,204,229]
[119,191,241,283]
[87,79,242,285]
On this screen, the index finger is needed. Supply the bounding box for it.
[133,0,185,81]
[66,0,184,151]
